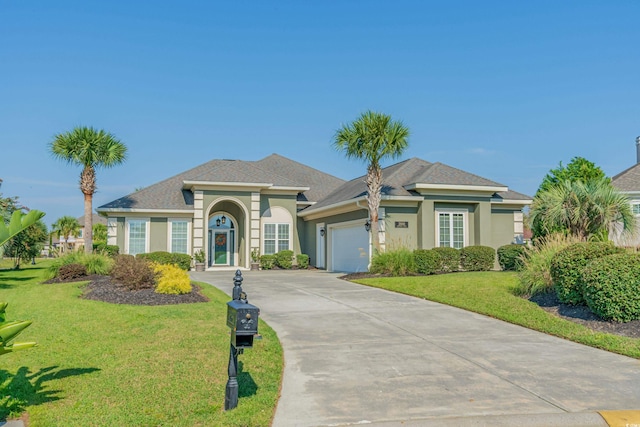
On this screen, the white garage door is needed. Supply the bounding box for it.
[331,224,370,272]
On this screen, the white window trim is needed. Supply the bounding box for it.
[125,217,150,255]
[632,202,640,216]
[262,223,291,255]
[435,209,468,249]
[107,218,117,246]
[167,218,192,254]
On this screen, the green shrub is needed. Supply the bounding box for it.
[550,242,623,305]
[497,244,526,271]
[413,249,438,275]
[370,248,415,276]
[153,263,192,295]
[93,243,120,257]
[296,254,309,269]
[582,253,640,322]
[137,251,192,271]
[460,246,495,271]
[58,263,87,281]
[259,254,276,270]
[431,247,460,273]
[275,250,294,269]
[516,233,582,296]
[111,255,156,290]
[44,252,113,279]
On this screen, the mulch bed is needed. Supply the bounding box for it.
[45,274,209,306]
[529,292,640,339]
[340,273,640,339]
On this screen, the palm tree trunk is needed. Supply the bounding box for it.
[84,193,93,254]
[366,164,383,253]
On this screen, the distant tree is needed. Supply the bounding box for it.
[50,127,127,254]
[93,223,107,245]
[530,177,635,241]
[4,220,48,268]
[533,157,609,238]
[51,216,81,254]
[333,111,410,252]
[537,157,607,194]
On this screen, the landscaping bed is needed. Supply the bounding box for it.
[530,292,640,339]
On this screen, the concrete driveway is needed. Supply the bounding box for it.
[191,270,640,427]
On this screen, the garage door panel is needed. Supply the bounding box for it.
[331,225,369,272]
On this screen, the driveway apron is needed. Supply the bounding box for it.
[192,270,640,427]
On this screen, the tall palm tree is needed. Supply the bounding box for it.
[51,216,81,254]
[333,111,410,252]
[50,127,127,254]
[529,177,636,241]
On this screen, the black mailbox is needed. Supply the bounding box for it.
[226,299,259,349]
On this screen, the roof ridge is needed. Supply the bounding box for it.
[256,153,347,183]
[129,158,230,196]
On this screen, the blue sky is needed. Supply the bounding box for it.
[1,1,639,227]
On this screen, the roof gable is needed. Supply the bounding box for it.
[98,154,345,211]
[612,163,640,193]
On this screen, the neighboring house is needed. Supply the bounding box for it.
[76,214,108,248]
[50,214,107,253]
[611,137,640,247]
[97,153,532,272]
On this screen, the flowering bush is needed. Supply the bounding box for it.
[153,263,192,295]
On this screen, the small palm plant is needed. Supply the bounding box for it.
[0,302,36,356]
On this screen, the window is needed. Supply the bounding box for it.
[263,223,290,255]
[632,203,640,216]
[170,220,189,254]
[437,211,466,249]
[127,219,148,255]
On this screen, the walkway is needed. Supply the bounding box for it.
[191,270,640,427]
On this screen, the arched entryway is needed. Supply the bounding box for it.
[205,198,248,269]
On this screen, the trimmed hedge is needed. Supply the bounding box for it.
[460,246,495,271]
[275,250,294,269]
[260,255,275,270]
[497,244,526,271]
[93,243,120,257]
[550,242,623,305]
[137,251,192,271]
[582,253,640,322]
[296,254,309,269]
[431,247,460,273]
[413,249,438,275]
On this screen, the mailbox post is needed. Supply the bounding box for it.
[225,270,259,411]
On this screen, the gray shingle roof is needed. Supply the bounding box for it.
[302,158,526,214]
[612,163,640,192]
[98,154,345,211]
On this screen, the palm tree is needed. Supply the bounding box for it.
[333,111,410,252]
[529,177,636,241]
[50,127,127,254]
[51,216,81,254]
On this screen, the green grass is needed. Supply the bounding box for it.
[0,260,283,426]
[355,271,640,359]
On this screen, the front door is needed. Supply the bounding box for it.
[214,231,230,265]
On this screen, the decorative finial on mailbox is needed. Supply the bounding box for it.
[232,270,244,301]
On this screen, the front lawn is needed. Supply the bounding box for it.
[354,271,640,359]
[0,261,283,426]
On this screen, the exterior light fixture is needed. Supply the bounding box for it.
[216,218,221,227]
[221,215,227,225]
[320,227,325,237]
[364,220,371,232]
